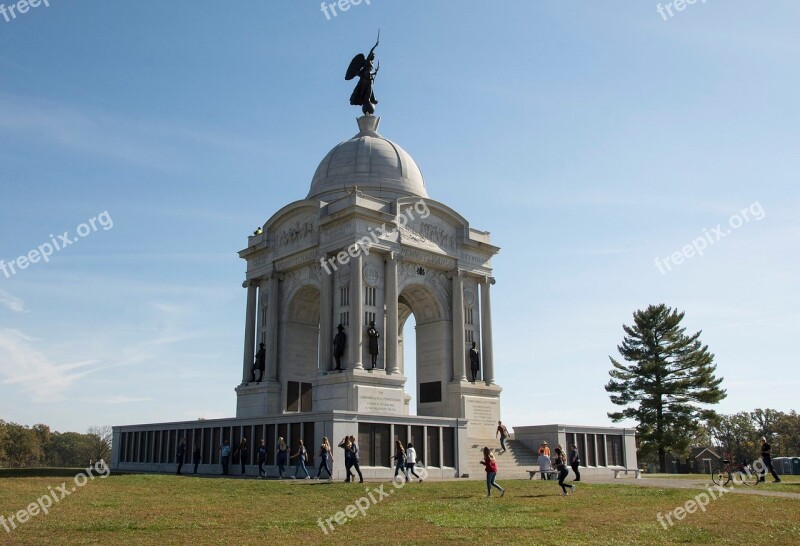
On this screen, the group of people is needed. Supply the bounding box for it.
[391,440,424,482]
[175,438,202,476]
[541,442,580,496]
[176,434,430,484]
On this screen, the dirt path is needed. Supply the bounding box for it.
[590,475,800,500]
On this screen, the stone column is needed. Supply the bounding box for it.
[480,277,496,385]
[385,253,400,375]
[350,252,364,370]
[319,257,333,372]
[242,281,258,384]
[450,270,467,382]
[264,274,280,381]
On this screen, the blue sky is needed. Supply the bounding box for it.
[1,1,798,434]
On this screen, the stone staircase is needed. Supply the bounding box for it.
[465,437,540,479]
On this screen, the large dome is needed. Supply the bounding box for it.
[307,116,427,201]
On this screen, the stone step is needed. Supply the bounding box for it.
[463,439,547,477]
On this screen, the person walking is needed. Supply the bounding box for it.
[405,442,423,482]
[276,437,289,479]
[316,437,334,480]
[480,446,505,497]
[192,441,201,474]
[759,436,782,483]
[257,439,267,478]
[553,447,575,496]
[391,440,407,482]
[349,435,364,483]
[496,421,509,453]
[290,439,310,479]
[176,437,186,475]
[338,436,355,482]
[569,443,581,482]
[234,437,249,477]
[220,441,231,476]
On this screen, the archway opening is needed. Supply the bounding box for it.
[397,284,448,418]
[281,285,320,412]
[400,309,417,415]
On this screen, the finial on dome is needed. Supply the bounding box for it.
[356,115,381,136]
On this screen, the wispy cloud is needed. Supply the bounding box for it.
[0,92,270,172]
[0,289,26,313]
[84,395,153,404]
[0,329,106,401]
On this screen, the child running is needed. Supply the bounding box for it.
[480,446,505,497]
[553,446,575,496]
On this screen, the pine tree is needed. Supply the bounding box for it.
[605,304,726,472]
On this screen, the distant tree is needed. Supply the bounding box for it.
[3,422,40,467]
[775,411,800,455]
[0,420,7,464]
[750,408,782,446]
[86,425,113,463]
[690,423,715,448]
[32,424,52,465]
[711,412,758,462]
[45,432,92,467]
[606,304,726,472]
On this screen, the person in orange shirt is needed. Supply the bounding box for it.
[538,441,551,458]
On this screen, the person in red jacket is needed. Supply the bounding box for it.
[480,446,506,497]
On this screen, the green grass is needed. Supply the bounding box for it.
[0,474,798,545]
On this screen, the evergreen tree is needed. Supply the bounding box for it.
[605,304,726,472]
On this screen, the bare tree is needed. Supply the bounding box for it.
[86,425,113,463]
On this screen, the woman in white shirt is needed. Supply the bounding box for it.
[405,442,423,482]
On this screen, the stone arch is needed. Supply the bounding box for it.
[397,282,451,417]
[279,284,320,397]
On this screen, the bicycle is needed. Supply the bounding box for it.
[711,459,759,486]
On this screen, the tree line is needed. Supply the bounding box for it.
[0,421,111,468]
[704,409,800,462]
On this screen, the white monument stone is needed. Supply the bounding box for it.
[236,115,502,437]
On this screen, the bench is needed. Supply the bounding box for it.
[527,469,560,480]
[613,468,642,479]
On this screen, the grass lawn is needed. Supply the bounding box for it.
[1,474,798,545]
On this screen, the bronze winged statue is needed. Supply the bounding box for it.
[346,32,380,115]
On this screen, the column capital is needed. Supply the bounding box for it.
[447,269,467,280]
[482,276,496,286]
[385,251,403,263]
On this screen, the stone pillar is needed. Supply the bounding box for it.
[319,257,333,372]
[450,270,467,382]
[385,253,400,375]
[264,274,280,381]
[481,277,496,385]
[350,252,364,370]
[242,281,258,384]
[257,278,269,345]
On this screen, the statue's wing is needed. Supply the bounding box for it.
[345,54,366,80]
